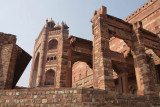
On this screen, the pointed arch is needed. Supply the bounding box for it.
[48,39,58,50]
[45,69,55,86]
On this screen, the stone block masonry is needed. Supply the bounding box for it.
[0,32,31,89]
[0,0,160,106]
[29,0,160,97]
[0,88,160,107]
[125,0,160,35]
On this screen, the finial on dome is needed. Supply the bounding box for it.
[46,19,48,23]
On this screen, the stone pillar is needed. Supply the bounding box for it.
[132,21,155,95]
[59,38,69,87]
[66,48,72,87]
[122,72,128,93]
[118,71,128,94]
[91,6,115,93]
[56,24,69,88]
[36,27,48,87]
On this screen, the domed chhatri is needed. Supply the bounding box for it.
[62,21,69,29]
[54,23,61,29]
[45,19,69,30]
[46,18,55,28]
[48,18,55,23]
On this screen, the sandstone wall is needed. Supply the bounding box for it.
[0,88,160,107]
[125,0,160,85]
[0,32,31,89]
[72,61,93,83]
[0,33,17,89]
[125,0,160,35]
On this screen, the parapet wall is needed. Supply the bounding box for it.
[124,0,157,21]
[124,0,160,35]
[0,88,160,107]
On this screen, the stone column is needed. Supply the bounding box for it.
[132,21,155,95]
[118,71,128,94]
[56,24,69,88]
[122,72,128,93]
[91,6,115,93]
[36,26,48,87]
[66,48,72,87]
[59,38,69,87]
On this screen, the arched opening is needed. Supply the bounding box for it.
[109,37,130,57]
[45,69,55,86]
[112,62,138,94]
[32,52,40,87]
[47,57,49,61]
[109,37,138,94]
[54,56,57,60]
[50,57,53,60]
[48,39,58,50]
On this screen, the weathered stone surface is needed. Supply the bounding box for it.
[28,0,160,97]
[0,88,160,107]
[0,0,160,106]
[0,32,31,89]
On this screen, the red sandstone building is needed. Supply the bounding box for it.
[28,0,160,95]
[0,0,160,106]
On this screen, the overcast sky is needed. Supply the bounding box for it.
[0,0,147,87]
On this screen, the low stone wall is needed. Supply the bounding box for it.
[0,87,160,107]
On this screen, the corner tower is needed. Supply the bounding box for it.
[29,19,70,88]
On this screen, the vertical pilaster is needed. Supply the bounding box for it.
[67,48,72,87]
[36,27,48,87]
[56,24,69,88]
[132,21,155,95]
[60,38,69,87]
[91,6,115,93]
[29,46,36,88]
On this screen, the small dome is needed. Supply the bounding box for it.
[48,19,55,24]
[46,18,55,28]
[54,24,61,28]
